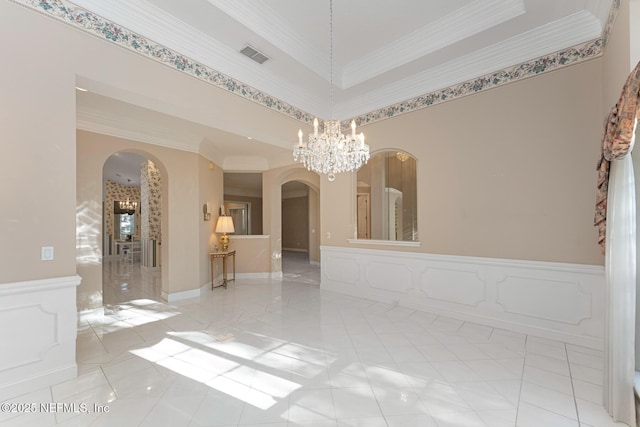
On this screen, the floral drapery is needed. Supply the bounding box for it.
[595,61,640,253]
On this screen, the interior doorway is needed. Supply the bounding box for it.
[102,152,163,305]
[280,180,319,281]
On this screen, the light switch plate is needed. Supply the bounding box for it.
[41,246,54,261]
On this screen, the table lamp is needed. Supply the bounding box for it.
[215,216,235,252]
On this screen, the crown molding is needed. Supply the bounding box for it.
[351,36,603,126]
[77,110,200,153]
[339,11,604,121]
[11,0,619,128]
[342,0,525,89]
[70,0,324,118]
[10,0,316,123]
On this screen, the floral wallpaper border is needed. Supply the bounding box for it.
[10,0,620,127]
[353,38,605,127]
[356,0,619,126]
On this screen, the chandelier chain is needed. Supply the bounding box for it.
[292,0,370,181]
[329,0,334,118]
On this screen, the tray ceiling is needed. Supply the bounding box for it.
[11,0,616,171]
[69,0,613,119]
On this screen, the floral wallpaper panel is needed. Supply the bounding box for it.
[141,160,162,241]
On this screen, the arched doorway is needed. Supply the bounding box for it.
[280,179,320,284]
[101,151,164,304]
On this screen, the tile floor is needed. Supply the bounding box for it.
[0,253,627,426]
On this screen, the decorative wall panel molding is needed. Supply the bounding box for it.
[496,275,592,325]
[365,262,412,293]
[420,267,487,307]
[0,275,80,401]
[321,246,604,349]
[0,305,57,372]
[323,253,360,285]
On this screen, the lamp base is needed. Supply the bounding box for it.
[220,233,230,252]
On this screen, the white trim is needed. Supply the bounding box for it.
[603,156,637,425]
[229,234,270,240]
[163,273,287,300]
[347,239,422,248]
[321,246,604,349]
[282,248,309,253]
[235,272,283,279]
[0,275,81,296]
[0,276,80,401]
[163,285,205,302]
[341,0,527,88]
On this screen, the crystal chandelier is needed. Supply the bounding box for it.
[293,0,370,182]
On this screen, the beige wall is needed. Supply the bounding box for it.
[263,166,320,272]
[199,158,224,287]
[0,1,267,296]
[0,3,77,284]
[322,59,606,265]
[3,0,629,296]
[77,130,219,308]
[603,0,632,107]
[282,196,309,251]
[229,237,271,274]
[308,188,320,263]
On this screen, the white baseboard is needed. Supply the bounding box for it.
[162,269,295,301]
[321,246,604,349]
[0,275,81,401]
[163,286,204,302]
[235,272,283,280]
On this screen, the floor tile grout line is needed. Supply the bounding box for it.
[514,333,528,425]
[63,255,611,426]
[566,342,582,426]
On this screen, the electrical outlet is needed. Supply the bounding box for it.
[41,246,54,261]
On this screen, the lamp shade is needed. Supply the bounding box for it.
[215,216,235,234]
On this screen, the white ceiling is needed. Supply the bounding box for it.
[69,0,613,180]
[74,0,612,119]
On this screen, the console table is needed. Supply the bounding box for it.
[209,250,236,289]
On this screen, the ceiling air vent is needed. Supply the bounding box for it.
[240,45,269,64]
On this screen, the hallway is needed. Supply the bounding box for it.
[102,257,162,306]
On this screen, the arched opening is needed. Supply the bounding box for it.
[263,167,319,278]
[280,180,319,283]
[101,151,165,305]
[356,150,418,241]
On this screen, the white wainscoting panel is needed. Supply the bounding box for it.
[0,275,81,401]
[321,246,604,349]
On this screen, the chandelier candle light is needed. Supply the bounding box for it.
[293,0,370,181]
[119,198,137,215]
